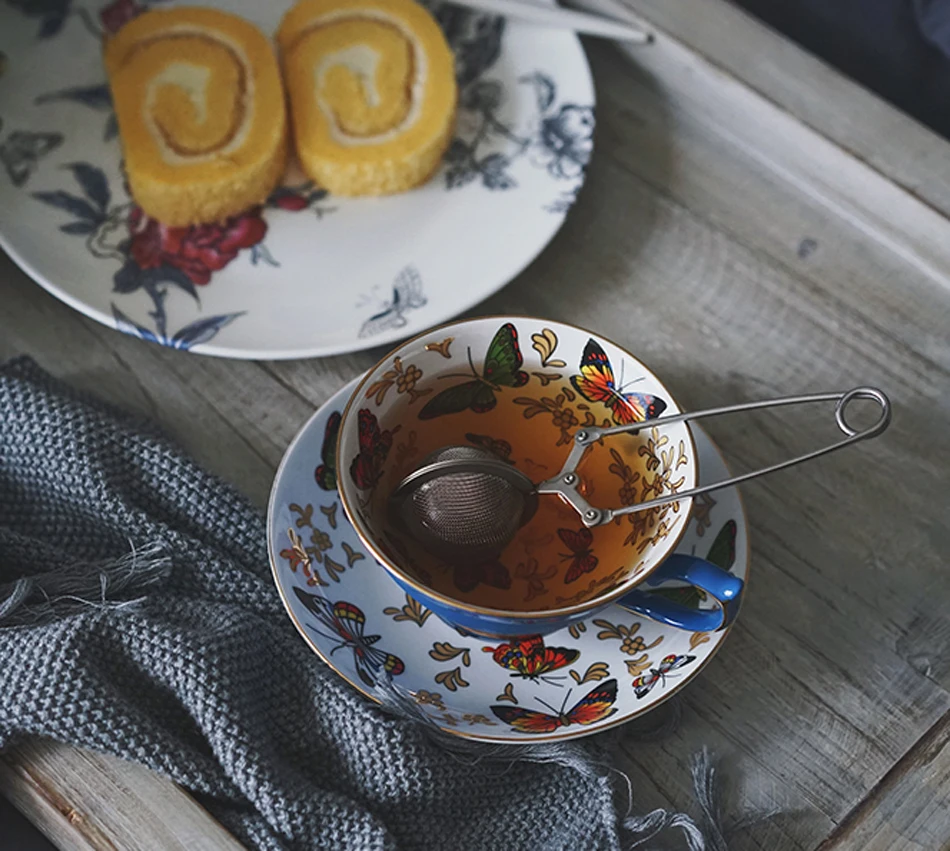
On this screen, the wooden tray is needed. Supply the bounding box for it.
[2,0,949,847]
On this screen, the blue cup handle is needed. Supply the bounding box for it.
[616,554,743,632]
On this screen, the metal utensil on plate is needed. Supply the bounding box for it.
[390,387,891,561]
[447,0,652,43]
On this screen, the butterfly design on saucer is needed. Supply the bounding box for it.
[631,654,695,699]
[483,634,580,685]
[358,266,427,339]
[491,679,618,733]
[294,587,405,687]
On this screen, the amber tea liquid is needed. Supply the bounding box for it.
[368,380,686,612]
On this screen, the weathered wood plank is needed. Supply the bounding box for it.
[816,710,950,851]
[577,0,950,217]
[0,741,243,851]
[590,39,950,363]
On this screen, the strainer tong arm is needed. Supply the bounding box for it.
[538,386,891,528]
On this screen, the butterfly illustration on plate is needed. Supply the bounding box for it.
[349,408,399,491]
[558,527,598,584]
[631,654,695,699]
[465,432,514,463]
[358,266,427,338]
[570,338,667,425]
[647,520,737,608]
[453,559,511,593]
[293,587,405,686]
[491,679,618,733]
[0,117,63,187]
[418,322,529,420]
[314,411,341,491]
[482,634,580,684]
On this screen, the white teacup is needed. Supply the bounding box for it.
[336,316,742,638]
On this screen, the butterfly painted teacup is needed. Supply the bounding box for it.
[336,317,744,639]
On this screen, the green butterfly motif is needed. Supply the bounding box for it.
[418,323,529,420]
[705,519,737,570]
[649,520,737,609]
[314,411,341,491]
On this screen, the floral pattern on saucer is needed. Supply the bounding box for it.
[267,379,749,743]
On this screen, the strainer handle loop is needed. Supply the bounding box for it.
[542,387,891,527]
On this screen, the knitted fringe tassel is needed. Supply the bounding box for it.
[619,749,729,850]
[691,747,729,851]
[623,807,706,850]
[0,541,171,627]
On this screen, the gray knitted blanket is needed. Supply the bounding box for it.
[0,357,722,851]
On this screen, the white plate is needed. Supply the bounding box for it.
[267,378,749,743]
[0,0,594,358]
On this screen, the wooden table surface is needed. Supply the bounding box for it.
[3,1,950,849]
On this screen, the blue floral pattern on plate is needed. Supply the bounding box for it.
[445,72,593,213]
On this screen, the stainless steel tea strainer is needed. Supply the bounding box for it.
[389,387,891,562]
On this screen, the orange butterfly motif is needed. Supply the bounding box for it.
[491,679,618,733]
[483,634,580,683]
[570,338,666,425]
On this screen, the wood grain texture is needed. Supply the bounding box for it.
[578,0,950,218]
[2,1,950,848]
[0,742,242,851]
[815,712,950,851]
